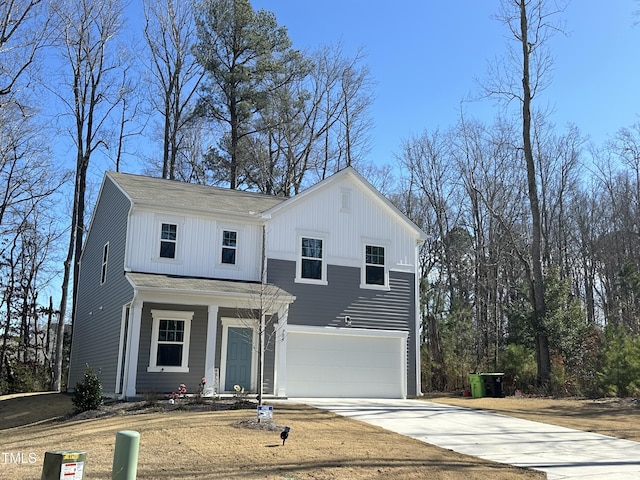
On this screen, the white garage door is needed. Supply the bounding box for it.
[285,327,407,398]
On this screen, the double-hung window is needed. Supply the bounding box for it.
[298,236,325,282]
[160,223,177,259]
[364,244,386,287]
[301,237,323,279]
[221,230,237,265]
[148,310,193,373]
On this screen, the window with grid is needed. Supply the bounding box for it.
[160,223,177,258]
[148,310,192,373]
[221,230,237,264]
[156,319,185,367]
[301,237,323,280]
[365,245,385,285]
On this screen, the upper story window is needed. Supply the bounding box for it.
[364,244,387,287]
[221,230,237,265]
[100,242,109,284]
[301,237,323,280]
[148,310,193,373]
[295,234,327,284]
[160,223,177,259]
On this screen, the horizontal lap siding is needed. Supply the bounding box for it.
[136,303,208,394]
[68,177,134,393]
[267,259,418,396]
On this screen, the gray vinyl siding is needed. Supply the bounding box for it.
[136,303,208,394]
[263,317,277,394]
[68,177,134,393]
[267,258,418,396]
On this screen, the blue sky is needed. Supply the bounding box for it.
[250,1,640,167]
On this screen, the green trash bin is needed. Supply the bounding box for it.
[468,373,486,398]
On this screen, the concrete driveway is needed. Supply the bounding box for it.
[295,398,640,480]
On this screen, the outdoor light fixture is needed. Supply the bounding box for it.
[280,426,290,445]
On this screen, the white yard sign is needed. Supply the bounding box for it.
[257,405,273,420]
[59,461,84,479]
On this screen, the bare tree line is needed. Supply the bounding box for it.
[401,109,640,394]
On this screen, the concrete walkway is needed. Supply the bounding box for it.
[294,398,640,480]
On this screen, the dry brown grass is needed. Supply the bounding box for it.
[5,393,638,479]
[0,392,545,480]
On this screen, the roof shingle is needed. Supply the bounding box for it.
[107,171,286,216]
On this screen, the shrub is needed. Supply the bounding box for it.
[72,364,104,413]
[497,344,537,394]
[3,361,50,394]
[597,327,640,397]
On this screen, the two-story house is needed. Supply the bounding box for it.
[67,167,427,399]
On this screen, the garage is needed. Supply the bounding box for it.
[285,326,407,398]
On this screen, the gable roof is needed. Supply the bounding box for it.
[263,166,428,240]
[106,171,286,217]
[104,168,427,241]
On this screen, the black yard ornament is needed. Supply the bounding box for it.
[280,426,290,445]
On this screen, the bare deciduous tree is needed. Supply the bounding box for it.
[0,0,49,102]
[50,0,125,392]
[484,0,567,385]
[143,0,203,180]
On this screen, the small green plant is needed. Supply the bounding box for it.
[72,364,104,413]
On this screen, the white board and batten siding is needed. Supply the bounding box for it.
[266,175,418,272]
[285,325,407,398]
[125,207,263,281]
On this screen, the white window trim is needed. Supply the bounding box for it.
[153,215,184,263]
[295,233,328,285]
[101,242,109,285]
[219,317,258,392]
[360,241,390,290]
[147,309,193,373]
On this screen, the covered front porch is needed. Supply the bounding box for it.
[117,272,295,399]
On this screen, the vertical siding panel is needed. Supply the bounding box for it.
[127,212,263,281]
[267,176,418,272]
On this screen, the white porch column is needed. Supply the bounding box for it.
[124,299,143,399]
[274,304,289,397]
[204,305,219,393]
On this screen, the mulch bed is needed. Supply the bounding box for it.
[69,397,260,422]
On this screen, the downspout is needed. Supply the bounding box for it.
[415,239,423,397]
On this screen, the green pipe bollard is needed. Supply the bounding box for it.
[112,430,140,480]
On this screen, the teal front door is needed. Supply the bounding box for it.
[225,327,253,391]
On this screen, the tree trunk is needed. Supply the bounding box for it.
[519,0,550,385]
